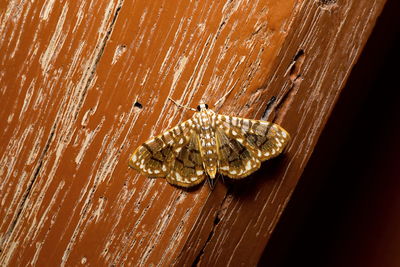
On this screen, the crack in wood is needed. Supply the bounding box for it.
[0,122,56,253]
[269,49,306,122]
[192,190,233,266]
[74,2,123,121]
[285,49,305,82]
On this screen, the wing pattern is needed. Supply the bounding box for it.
[129,119,206,187]
[215,114,290,179]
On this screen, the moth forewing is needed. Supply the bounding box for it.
[129,119,193,178]
[166,131,206,187]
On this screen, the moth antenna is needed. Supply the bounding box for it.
[168,97,197,111]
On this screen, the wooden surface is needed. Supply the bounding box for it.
[0,0,386,266]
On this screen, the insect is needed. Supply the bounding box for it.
[129,103,290,188]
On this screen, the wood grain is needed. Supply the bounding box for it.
[0,0,386,265]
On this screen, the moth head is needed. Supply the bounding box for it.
[197,103,209,111]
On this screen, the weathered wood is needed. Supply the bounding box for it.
[179,1,385,266]
[177,1,389,265]
[0,0,386,266]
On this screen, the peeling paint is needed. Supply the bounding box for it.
[39,0,57,21]
[39,3,69,73]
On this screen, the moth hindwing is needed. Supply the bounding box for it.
[129,104,290,188]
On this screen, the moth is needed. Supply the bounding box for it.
[129,103,290,188]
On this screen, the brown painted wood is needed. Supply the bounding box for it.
[179,0,389,265]
[0,0,387,266]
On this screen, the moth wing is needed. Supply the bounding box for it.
[166,131,206,187]
[216,128,261,179]
[129,119,193,177]
[216,114,290,161]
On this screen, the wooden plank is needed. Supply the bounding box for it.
[0,1,123,265]
[177,0,388,265]
[0,0,387,266]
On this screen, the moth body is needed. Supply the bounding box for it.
[194,105,218,179]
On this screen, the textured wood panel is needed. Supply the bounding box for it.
[181,0,388,265]
[181,1,388,265]
[0,0,386,266]
[0,0,123,265]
